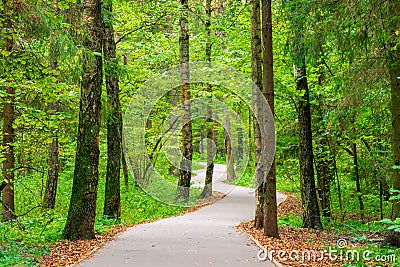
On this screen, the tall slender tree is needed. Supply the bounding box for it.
[224,101,236,181]
[1,0,16,222]
[291,4,322,230]
[103,0,122,219]
[43,103,59,209]
[63,0,103,240]
[176,0,193,202]
[200,0,215,198]
[250,0,265,229]
[262,0,279,238]
[43,19,61,210]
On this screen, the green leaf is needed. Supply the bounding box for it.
[388,225,400,230]
[380,219,393,224]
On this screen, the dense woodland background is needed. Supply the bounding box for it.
[0,0,399,266]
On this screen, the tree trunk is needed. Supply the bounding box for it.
[292,16,322,228]
[224,103,235,181]
[43,34,61,210]
[2,86,16,222]
[386,0,400,247]
[43,103,59,210]
[315,136,333,219]
[353,142,364,221]
[103,0,121,219]
[250,0,264,230]
[294,61,322,229]
[262,0,279,238]
[177,0,192,203]
[388,0,400,221]
[1,0,16,222]
[237,127,243,162]
[63,0,103,240]
[200,0,214,199]
[121,151,130,189]
[291,4,322,229]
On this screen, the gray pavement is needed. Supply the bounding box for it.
[76,163,285,267]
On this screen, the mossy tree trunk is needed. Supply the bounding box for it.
[103,0,121,219]
[43,103,60,210]
[292,5,322,229]
[63,0,103,240]
[43,34,61,210]
[1,0,16,222]
[386,0,400,247]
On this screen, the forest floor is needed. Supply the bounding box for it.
[237,193,393,267]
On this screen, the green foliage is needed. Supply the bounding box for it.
[0,0,399,265]
[278,214,302,228]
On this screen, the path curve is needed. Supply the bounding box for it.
[76,164,285,267]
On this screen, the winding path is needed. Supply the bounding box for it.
[76,164,285,267]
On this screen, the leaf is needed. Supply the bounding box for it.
[379,219,393,224]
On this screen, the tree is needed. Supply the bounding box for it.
[43,103,60,210]
[385,0,400,246]
[200,0,215,198]
[388,0,400,221]
[103,0,122,219]
[291,4,322,230]
[224,99,236,181]
[43,18,61,210]
[262,0,279,238]
[63,0,103,240]
[250,0,265,229]
[176,0,193,202]
[1,0,17,222]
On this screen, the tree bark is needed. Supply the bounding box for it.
[224,103,236,181]
[388,0,400,221]
[262,0,279,238]
[294,62,322,229]
[43,102,59,210]
[200,0,214,198]
[177,0,192,203]
[43,32,61,210]
[1,0,16,222]
[352,142,364,221]
[315,136,333,219]
[291,3,322,229]
[103,0,121,219]
[63,0,103,240]
[250,0,264,230]
[385,0,400,247]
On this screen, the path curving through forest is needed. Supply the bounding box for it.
[75,163,285,267]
